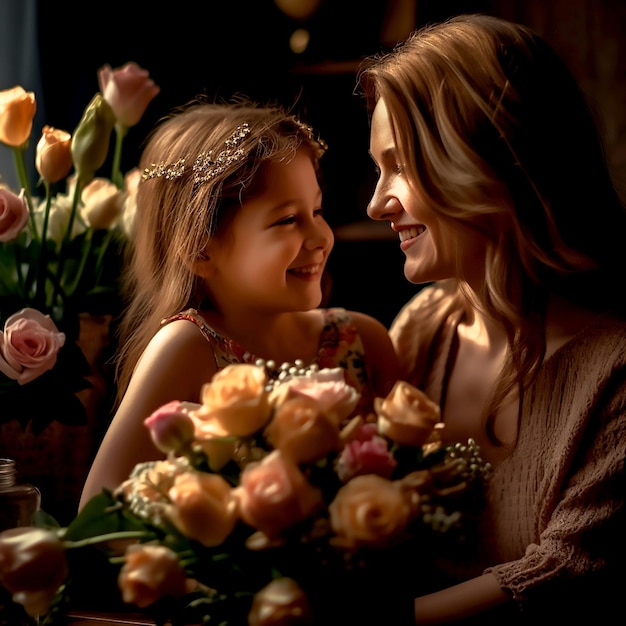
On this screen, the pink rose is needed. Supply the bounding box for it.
[233,450,324,539]
[248,577,313,626]
[336,433,397,483]
[118,544,187,609]
[0,527,68,617]
[0,308,66,384]
[144,400,196,456]
[0,188,28,242]
[166,471,238,547]
[98,62,160,128]
[269,367,360,425]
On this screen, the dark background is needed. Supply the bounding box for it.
[2,0,625,327]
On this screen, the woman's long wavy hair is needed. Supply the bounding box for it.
[358,13,626,440]
[114,98,326,404]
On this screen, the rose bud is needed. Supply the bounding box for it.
[35,125,72,183]
[336,433,397,483]
[0,527,68,617]
[248,577,314,626]
[0,308,66,384]
[375,380,441,448]
[0,86,36,147]
[144,400,196,456]
[0,187,29,242]
[118,544,187,609]
[71,93,115,185]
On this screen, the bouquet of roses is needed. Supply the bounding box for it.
[0,363,491,626]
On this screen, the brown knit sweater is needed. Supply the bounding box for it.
[390,284,626,620]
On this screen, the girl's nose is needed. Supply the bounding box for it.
[304,218,334,250]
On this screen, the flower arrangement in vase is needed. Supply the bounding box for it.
[0,61,160,433]
[0,362,491,626]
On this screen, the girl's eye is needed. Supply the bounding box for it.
[275,215,296,226]
[314,207,325,218]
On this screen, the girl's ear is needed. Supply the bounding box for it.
[192,252,214,278]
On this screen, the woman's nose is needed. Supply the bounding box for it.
[367,180,400,221]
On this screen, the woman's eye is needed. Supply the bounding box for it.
[393,163,405,175]
[275,215,296,226]
[314,207,325,218]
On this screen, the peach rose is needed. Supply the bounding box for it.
[248,577,313,626]
[328,474,417,549]
[233,450,324,539]
[0,187,28,242]
[166,471,238,547]
[0,86,36,147]
[269,367,360,425]
[0,527,68,617]
[118,544,187,609]
[35,125,72,183]
[264,396,342,464]
[98,62,160,128]
[375,380,441,447]
[0,308,66,384]
[194,363,272,437]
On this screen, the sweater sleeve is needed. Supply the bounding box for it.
[486,329,626,619]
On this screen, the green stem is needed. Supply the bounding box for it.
[12,146,36,235]
[35,182,52,308]
[111,123,127,190]
[63,530,153,550]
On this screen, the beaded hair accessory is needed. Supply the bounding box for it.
[142,123,251,185]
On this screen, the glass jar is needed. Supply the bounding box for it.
[0,458,41,531]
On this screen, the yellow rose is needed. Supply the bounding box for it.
[0,86,36,147]
[248,577,313,626]
[328,474,416,549]
[35,125,72,183]
[118,544,187,609]
[166,471,238,547]
[264,396,341,464]
[195,363,271,437]
[374,380,441,447]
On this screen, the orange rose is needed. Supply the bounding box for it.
[248,577,314,626]
[0,86,36,147]
[264,396,341,464]
[35,125,72,183]
[328,474,417,549]
[375,380,441,447]
[194,363,272,437]
[166,471,238,547]
[118,544,187,609]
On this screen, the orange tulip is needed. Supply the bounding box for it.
[0,86,36,147]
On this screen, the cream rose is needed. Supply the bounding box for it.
[328,474,416,549]
[79,177,125,229]
[0,308,66,384]
[194,363,272,437]
[248,577,313,626]
[375,380,441,447]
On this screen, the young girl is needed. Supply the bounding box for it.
[360,13,626,625]
[79,99,399,506]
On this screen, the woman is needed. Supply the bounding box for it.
[359,13,626,624]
